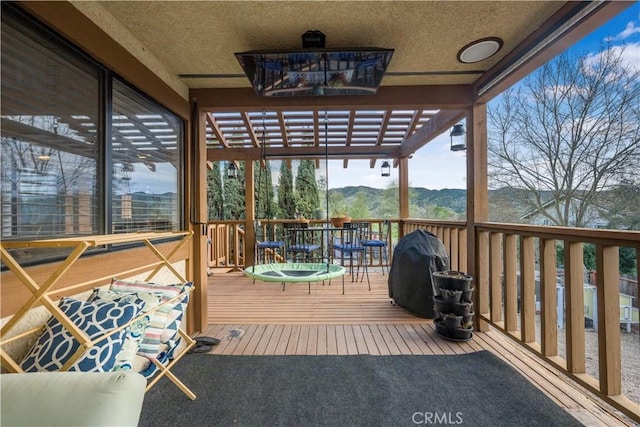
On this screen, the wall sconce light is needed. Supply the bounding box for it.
[227,162,238,179]
[381,160,391,177]
[450,124,466,152]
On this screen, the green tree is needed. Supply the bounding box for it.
[294,160,319,218]
[488,43,640,228]
[255,161,275,219]
[378,180,399,218]
[583,244,596,271]
[316,175,329,213]
[422,204,458,220]
[556,242,635,276]
[349,191,371,219]
[619,247,637,276]
[207,162,224,220]
[328,190,347,217]
[223,162,245,220]
[278,161,296,219]
[604,181,640,230]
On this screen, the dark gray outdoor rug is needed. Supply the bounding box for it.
[139,351,582,427]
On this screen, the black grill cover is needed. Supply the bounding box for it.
[388,229,449,318]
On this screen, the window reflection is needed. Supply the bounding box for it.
[111,80,182,233]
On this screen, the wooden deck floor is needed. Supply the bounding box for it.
[205,270,633,426]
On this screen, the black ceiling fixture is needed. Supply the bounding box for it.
[450,124,466,152]
[381,161,391,177]
[235,31,394,97]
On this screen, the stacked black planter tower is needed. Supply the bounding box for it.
[432,271,474,341]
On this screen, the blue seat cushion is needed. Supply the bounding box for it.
[334,243,364,252]
[257,241,285,249]
[362,239,386,247]
[287,244,320,253]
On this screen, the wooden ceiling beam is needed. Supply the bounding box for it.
[277,111,289,146]
[242,112,259,147]
[206,112,229,148]
[346,109,356,147]
[400,109,465,157]
[313,111,320,146]
[192,85,473,111]
[405,110,423,139]
[207,145,401,162]
[376,111,392,146]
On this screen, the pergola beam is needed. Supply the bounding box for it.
[399,109,465,157]
[207,145,400,162]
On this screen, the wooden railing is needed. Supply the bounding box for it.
[207,220,244,270]
[403,219,640,421]
[402,219,468,272]
[206,219,398,271]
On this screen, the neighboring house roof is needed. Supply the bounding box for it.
[520,194,611,228]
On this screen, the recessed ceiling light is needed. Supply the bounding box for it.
[457,37,503,64]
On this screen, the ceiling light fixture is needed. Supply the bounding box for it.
[227,162,238,179]
[457,37,503,64]
[450,124,466,152]
[381,161,391,177]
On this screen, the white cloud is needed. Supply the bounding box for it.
[408,133,467,190]
[583,41,640,76]
[605,21,640,42]
[616,42,640,71]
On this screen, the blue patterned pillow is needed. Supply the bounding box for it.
[88,288,161,370]
[20,297,141,372]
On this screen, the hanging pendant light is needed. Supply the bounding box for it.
[381,160,391,177]
[450,124,466,152]
[227,162,238,179]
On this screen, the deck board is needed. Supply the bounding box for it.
[204,270,634,426]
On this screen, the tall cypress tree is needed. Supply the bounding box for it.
[254,161,275,219]
[294,160,319,219]
[278,161,296,219]
[223,162,245,220]
[207,162,224,220]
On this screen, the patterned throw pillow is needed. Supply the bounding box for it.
[20,297,141,372]
[110,279,193,351]
[88,288,162,369]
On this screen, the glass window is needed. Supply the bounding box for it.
[1,5,185,266]
[1,8,101,240]
[111,80,182,233]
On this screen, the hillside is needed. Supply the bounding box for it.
[327,186,547,221]
[328,186,468,217]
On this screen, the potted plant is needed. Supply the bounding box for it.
[441,289,462,304]
[433,270,475,342]
[329,192,350,227]
[330,214,351,228]
[444,313,462,329]
[432,270,473,291]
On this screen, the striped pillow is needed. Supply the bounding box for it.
[88,288,162,363]
[110,279,192,353]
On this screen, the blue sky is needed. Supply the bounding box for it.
[321,1,640,190]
